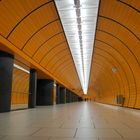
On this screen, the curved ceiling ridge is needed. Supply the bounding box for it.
[7,0,53,38]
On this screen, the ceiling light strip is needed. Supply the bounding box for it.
[14,64,30,74]
[55,0,99,94]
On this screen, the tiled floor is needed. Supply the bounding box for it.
[0,102,140,140]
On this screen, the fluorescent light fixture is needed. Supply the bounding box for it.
[55,0,99,94]
[112,67,117,73]
[14,64,30,74]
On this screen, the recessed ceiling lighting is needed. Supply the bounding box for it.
[55,0,99,94]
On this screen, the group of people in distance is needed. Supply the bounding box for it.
[84,98,91,101]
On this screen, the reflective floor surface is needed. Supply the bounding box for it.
[0,102,140,140]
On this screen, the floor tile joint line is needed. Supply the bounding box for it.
[114,128,124,138]
[73,128,78,138]
[30,128,42,136]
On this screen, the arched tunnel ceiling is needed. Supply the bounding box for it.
[0,0,140,100]
[0,0,82,95]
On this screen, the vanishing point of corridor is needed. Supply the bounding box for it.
[0,102,140,140]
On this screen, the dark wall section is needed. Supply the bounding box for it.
[56,84,60,104]
[71,93,78,102]
[66,89,71,103]
[65,89,82,103]
[78,97,83,102]
[28,69,37,108]
[0,50,14,112]
[36,79,54,105]
[59,87,66,104]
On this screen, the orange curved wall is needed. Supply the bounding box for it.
[89,0,140,109]
[11,67,29,109]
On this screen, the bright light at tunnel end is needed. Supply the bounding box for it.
[55,0,99,95]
